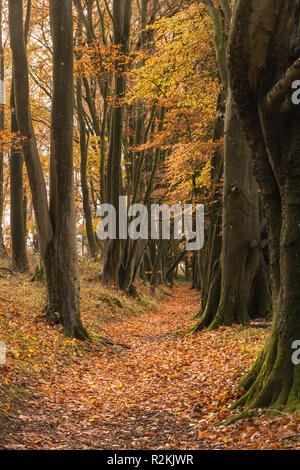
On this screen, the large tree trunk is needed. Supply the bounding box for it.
[46,0,89,339]
[234,108,300,411]
[9,0,88,339]
[193,90,270,331]
[193,0,270,331]
[194,92,223,312]
[228,0,300,410]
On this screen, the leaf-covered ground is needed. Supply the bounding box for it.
[0,276,299,450]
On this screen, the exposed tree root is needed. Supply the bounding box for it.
[230,330,300,412]
[0,267,14,276]
[65,324,91,342]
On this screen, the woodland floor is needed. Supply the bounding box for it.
[0,271,299,450]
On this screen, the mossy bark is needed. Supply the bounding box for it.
[232,111,300,411]
[227,0,300,410]
[193,90,270,332]
[194,0,270,329]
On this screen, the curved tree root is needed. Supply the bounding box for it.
[65,324,91,341]
[192,298,251,333]
[231,330,300,412]
[191,267,221,333]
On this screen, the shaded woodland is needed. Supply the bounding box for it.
[0,0,300,451]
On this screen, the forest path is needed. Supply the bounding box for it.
[1,284,207,450]
[2,284,292,450]
[43,283,205,450]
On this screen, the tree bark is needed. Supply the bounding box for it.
[46,0,89,339]
[9,0,88,339]
[0,0,7,258]
[194,89,270,331]
[193,0,270,332]
[76,75,99,260]
[10,0,31,272]
[228,0,300,411]
[10,84,29,272]
[102,0,132,286]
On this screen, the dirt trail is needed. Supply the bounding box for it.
[1,284,298,450]
[1,285,204,449]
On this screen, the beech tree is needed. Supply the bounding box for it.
[9,0,89,340]
[76,27,99,261]
[193,0,270,332]
[0,0,6,258]
[102,0,133,286]
[228,0,300,410]
[10,0,31,272]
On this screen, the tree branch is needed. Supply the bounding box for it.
[265,57,300,110]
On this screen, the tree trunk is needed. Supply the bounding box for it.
[10,84,29,272]
[234,109,300,410]
[195,92,223,313]
[76,75,99,260]
[46,0,89,339]
[228,0,300,410]
[102,0,132,286]
[10,0,32,271]
[9,0,88,339]
[0,0,6,258]
[193,89,270,331]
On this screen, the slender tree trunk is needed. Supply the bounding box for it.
[102,0,132,286]
[0,0,7,258]
[10,84,29,272]
[10,0,32,271]
[150,239,165,293]
[76,75,98,260]
[195,92,223,314]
